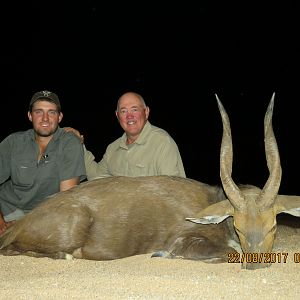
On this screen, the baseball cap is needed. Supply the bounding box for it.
[29,90,61,112]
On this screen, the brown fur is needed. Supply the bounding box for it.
[0,176,237,262]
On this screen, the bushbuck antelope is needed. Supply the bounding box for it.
[0,94,299,270]
[187,94,300,269]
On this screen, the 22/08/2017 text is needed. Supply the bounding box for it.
[227,252,295,263]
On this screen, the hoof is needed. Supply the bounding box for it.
[65,253,74,260]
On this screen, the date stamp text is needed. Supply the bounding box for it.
[228,252,300,264]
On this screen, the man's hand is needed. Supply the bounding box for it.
[64,127,84,144]
[0,216,7,235]
[0,215,15,235]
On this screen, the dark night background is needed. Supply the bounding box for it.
[1,2,300,194]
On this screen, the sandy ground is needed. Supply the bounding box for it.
[0,216,300,300]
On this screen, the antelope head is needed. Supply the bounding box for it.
[187,94,300,269]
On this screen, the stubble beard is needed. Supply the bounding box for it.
[35,125,59,137]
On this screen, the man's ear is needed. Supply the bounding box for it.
[58,112,63,123]
[28,111,32,122]
[145,106,150,119]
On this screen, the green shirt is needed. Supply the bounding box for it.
[84,121,186,180]
[0,127,86,216]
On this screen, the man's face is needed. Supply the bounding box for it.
[28,100,63,137]
[116,94,149,141]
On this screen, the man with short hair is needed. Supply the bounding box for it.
[0,90,86,234]
[65,91,185,180]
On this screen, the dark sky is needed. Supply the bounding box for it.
[1,2,300,194]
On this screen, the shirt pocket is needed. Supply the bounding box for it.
[128,162,148,176]
[11,157,37,187]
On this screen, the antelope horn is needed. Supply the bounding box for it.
[216,94,245,211]
[259,93,282,210]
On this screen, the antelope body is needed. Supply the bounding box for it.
[1,94,300,270]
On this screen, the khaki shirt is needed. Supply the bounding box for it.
[84,121,186,180]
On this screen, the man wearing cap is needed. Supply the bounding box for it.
[0,90,86,234]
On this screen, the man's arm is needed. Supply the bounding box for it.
[60,177,80,192]
[84,147,110,180]
[63,127,110,180]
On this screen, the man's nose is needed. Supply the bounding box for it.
[126,111,134,117]
[42,112,49,120]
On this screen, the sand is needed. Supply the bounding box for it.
[0,218,300,300]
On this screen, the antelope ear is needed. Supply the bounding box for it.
[275,195,300,217]
[186,199,234,224]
